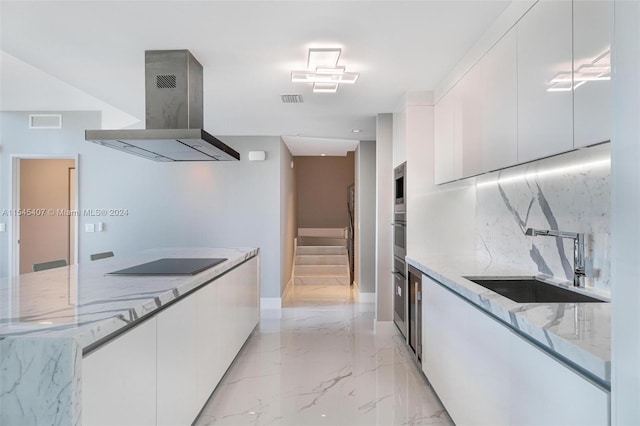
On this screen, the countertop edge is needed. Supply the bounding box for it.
[406,256,610,386]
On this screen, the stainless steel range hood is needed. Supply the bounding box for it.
[85,50,240,161]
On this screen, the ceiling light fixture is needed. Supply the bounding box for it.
[291,48,359,93]
[352,129,362,133]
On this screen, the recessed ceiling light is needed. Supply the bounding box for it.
[321,153,327,157]
[352,129,362,133]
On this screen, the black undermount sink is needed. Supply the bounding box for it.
[464,277,607,304]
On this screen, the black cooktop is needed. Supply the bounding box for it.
[107,258,227,276]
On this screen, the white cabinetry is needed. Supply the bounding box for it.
[573,0,611,148]
[434,88,456,184]
[83,318,157,426]
[157,295,198,426]
[196,278,224,407]
[423,275,510,425]
[482,29,518,172]
[517,0,573,162]
[422,274,609,425]
[455,63,483,177]
[82,256,260,426]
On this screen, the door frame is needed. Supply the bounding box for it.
[9,154,79,277]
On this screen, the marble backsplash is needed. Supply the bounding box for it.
[475,143,611,293]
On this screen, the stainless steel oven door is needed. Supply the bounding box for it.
[393,256,407,338]
[393,212,406,259]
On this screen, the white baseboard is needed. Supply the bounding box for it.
[260,297,282,310]
[373,320,396,334]
[358,291,376,303]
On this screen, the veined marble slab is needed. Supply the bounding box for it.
[406,253,610,386]
[0,247,258,426]
[475,143,611,292]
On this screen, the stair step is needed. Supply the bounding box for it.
[296,246,346,255]
[294,265,348,276]
[295,255,347,265]
[294,275,350,285]
[298,236,347,247]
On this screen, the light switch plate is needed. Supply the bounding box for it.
[85,224,95,233]
[97,222,104,232]
[0,223,6,232]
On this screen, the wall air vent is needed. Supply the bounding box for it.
[29,114,62,129]
[156,74,177,88]
[281,94,304,104]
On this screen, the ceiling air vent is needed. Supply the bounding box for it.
[281,94,304,104]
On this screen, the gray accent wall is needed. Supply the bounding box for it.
[375,114,393,321]
[355,140,376,294]
[0,111,287,299]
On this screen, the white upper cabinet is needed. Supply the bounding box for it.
[573,0,611,148]
[517,0,573,163]
[455,63,483,177]
[482,29,518,172]
[434,88,456,184]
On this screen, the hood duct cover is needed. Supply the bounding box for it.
[85,50,240,161]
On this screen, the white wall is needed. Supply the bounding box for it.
[611,0,640,423]
[0,111,285,299]
[375,113,393,322]
[355,140,376,295]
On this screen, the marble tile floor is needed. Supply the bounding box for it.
[195,285,453,426]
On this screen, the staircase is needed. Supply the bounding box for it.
[293,233,350,286]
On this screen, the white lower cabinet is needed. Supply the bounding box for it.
[83,318,157,426]
[422,274,609,425]
[196,278,224,408]
[157,295,198,426]
[423,274,510,425]
[82,256,260,425]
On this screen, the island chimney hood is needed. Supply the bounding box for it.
[85,50,240,161]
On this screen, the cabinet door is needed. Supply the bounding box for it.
[573,0,611,148]
[482,29,518,172]
[393,108,407,168]
[157,295,198,426]
[517,0,573,162]
[455,63,483,177]
[196,279,224,408]
[83,318,157,426]
[509,328,609,425]
[434,88,456,184]
[422,276,510,425]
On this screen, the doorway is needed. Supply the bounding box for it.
[11,156,78,275]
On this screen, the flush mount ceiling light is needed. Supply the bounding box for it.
[548,50,610,92]
[291,48,359,93]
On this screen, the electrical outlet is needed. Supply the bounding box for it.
[97,222,104,232]
[0,223,6,232]
[85,224,95,233]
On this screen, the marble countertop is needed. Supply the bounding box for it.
[406,253,611,386]
[0,247,259,351]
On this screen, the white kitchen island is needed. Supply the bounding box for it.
[0,247,260,426]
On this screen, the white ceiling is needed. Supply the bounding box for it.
[0,0,510,155]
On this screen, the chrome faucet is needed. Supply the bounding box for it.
[524,228,586,287]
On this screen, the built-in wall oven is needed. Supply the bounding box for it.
[392,162,407,338]
[393,211,406,259]
[393,255,407,338]
[394,162,406,212]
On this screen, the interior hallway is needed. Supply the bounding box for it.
[195,285,452,425]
